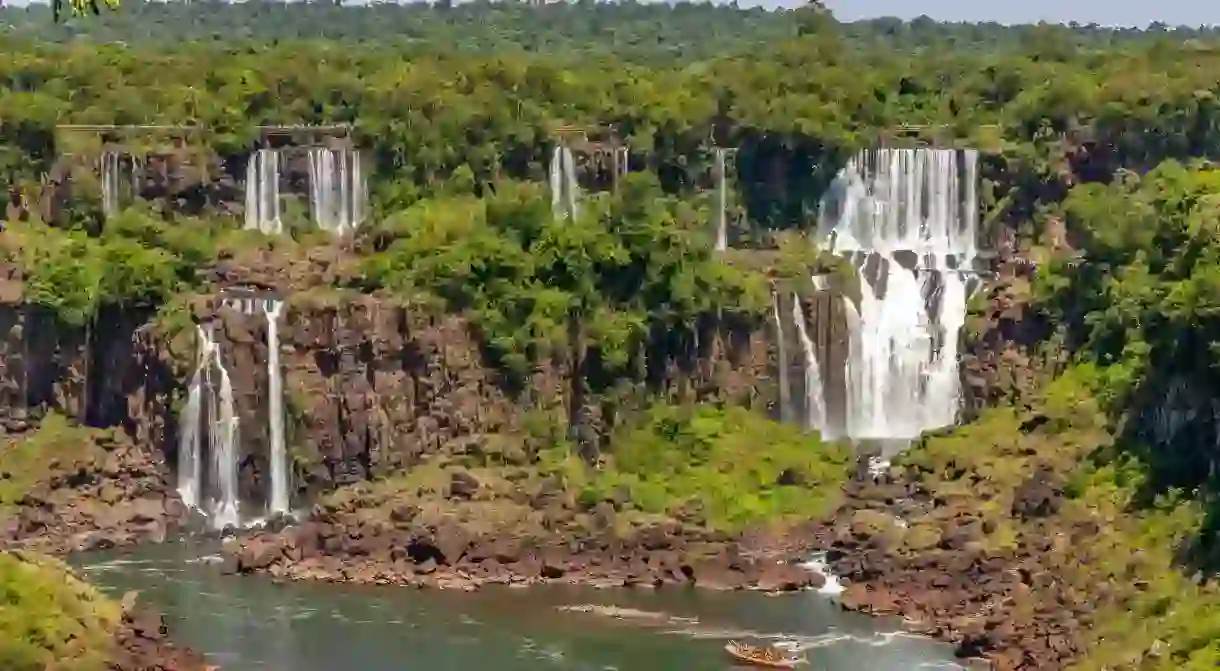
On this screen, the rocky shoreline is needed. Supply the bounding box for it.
[819,469,1087,670]
[225,493,830,594]
[0,414,1085,671]
[0,424,188,557]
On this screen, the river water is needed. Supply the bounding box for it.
[74,541,962,670]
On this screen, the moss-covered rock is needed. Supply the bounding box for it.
[0,550,121,671]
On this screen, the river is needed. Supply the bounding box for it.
[74,540,962,670]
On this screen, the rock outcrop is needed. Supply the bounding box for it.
[223,463,827,593]
[0,421,187,555]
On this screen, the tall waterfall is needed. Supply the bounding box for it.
[306,147,366,235]
[245,149,282,235]
[176,326,209,511]
[714,148,728,252]
[178,325,241,530]
[616,146,630,179]
[217,295,292,518]
[774,294,792,425]
[264,299,289,516]
[792,294,827,432]
[550,146,580,220]
[100,151,121,218]
[815,147,979,445]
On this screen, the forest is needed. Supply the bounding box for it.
[3,1,1220,668]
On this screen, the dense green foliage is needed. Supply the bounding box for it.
[8,2,1220,665]
[357,177,767,375]
[0,551,120,671]
[588,403,852,531]
[0,414,106,517]
[7,1,1220,58]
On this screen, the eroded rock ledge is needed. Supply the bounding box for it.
[225,467,828,594]
[820,461,1089,669]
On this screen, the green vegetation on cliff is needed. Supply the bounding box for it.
[8,3,1220,667]
[0,551,120,671]
[0,414,104,517]
[588,404,851,531]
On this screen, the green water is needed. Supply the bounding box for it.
[75,541,962,670]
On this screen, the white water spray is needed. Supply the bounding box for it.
[244,149,282,234]
[816,147,979,444]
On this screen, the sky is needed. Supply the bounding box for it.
[820,0,1220,27]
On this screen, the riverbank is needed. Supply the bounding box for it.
[0,415,187,556]
[0,550,212,671]
[224,405,850,594]
[76,541,958,671]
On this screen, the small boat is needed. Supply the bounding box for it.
[723,640,805,668]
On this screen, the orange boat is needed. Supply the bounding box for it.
[723,640,805,668]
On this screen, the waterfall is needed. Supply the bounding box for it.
[244,149,282,235]
[792,294,827,433]
[176,326,209,511]
[774,294,792,424]
[178,326,240,530]
[817,147,979,444]
[616,146,629,179]
[209,347,240,530]
[264,298,289,516]
[100,151,121,218]
[550,145,579,220]
[714,148,728,251]
[305,147,364,235]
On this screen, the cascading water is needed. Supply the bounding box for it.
[774,294,792,425]
[100,151,121,218]
[178,325,241,530]
[714,148,728,252]
[176,326,210,511]
[209,349,240,530]
[815,147,979,448]
[244,149,282,235]
[306,147,366,235]
[264,298,289,516]
[792,294,827,432]
[549,146,580,220]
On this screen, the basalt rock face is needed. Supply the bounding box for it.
[0,298,160,434]
[171,293,773,501]
[960,249,1064,419]
[0,282,775,507]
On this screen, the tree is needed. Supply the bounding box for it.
[52,0,117,22]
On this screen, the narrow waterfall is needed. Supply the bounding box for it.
[792,294,827,433]
[773,293,792,424]
[209,350,240,530]
[816,147,979,444]
[616,146,630,179]
[244,149,282,235]
[100,151,121,218]
[264,298,289,516]
[306,147,366,235]
[178,325,241,530]
[550,145,580,220]
[714,148,728,251]
[176,326,210,511]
